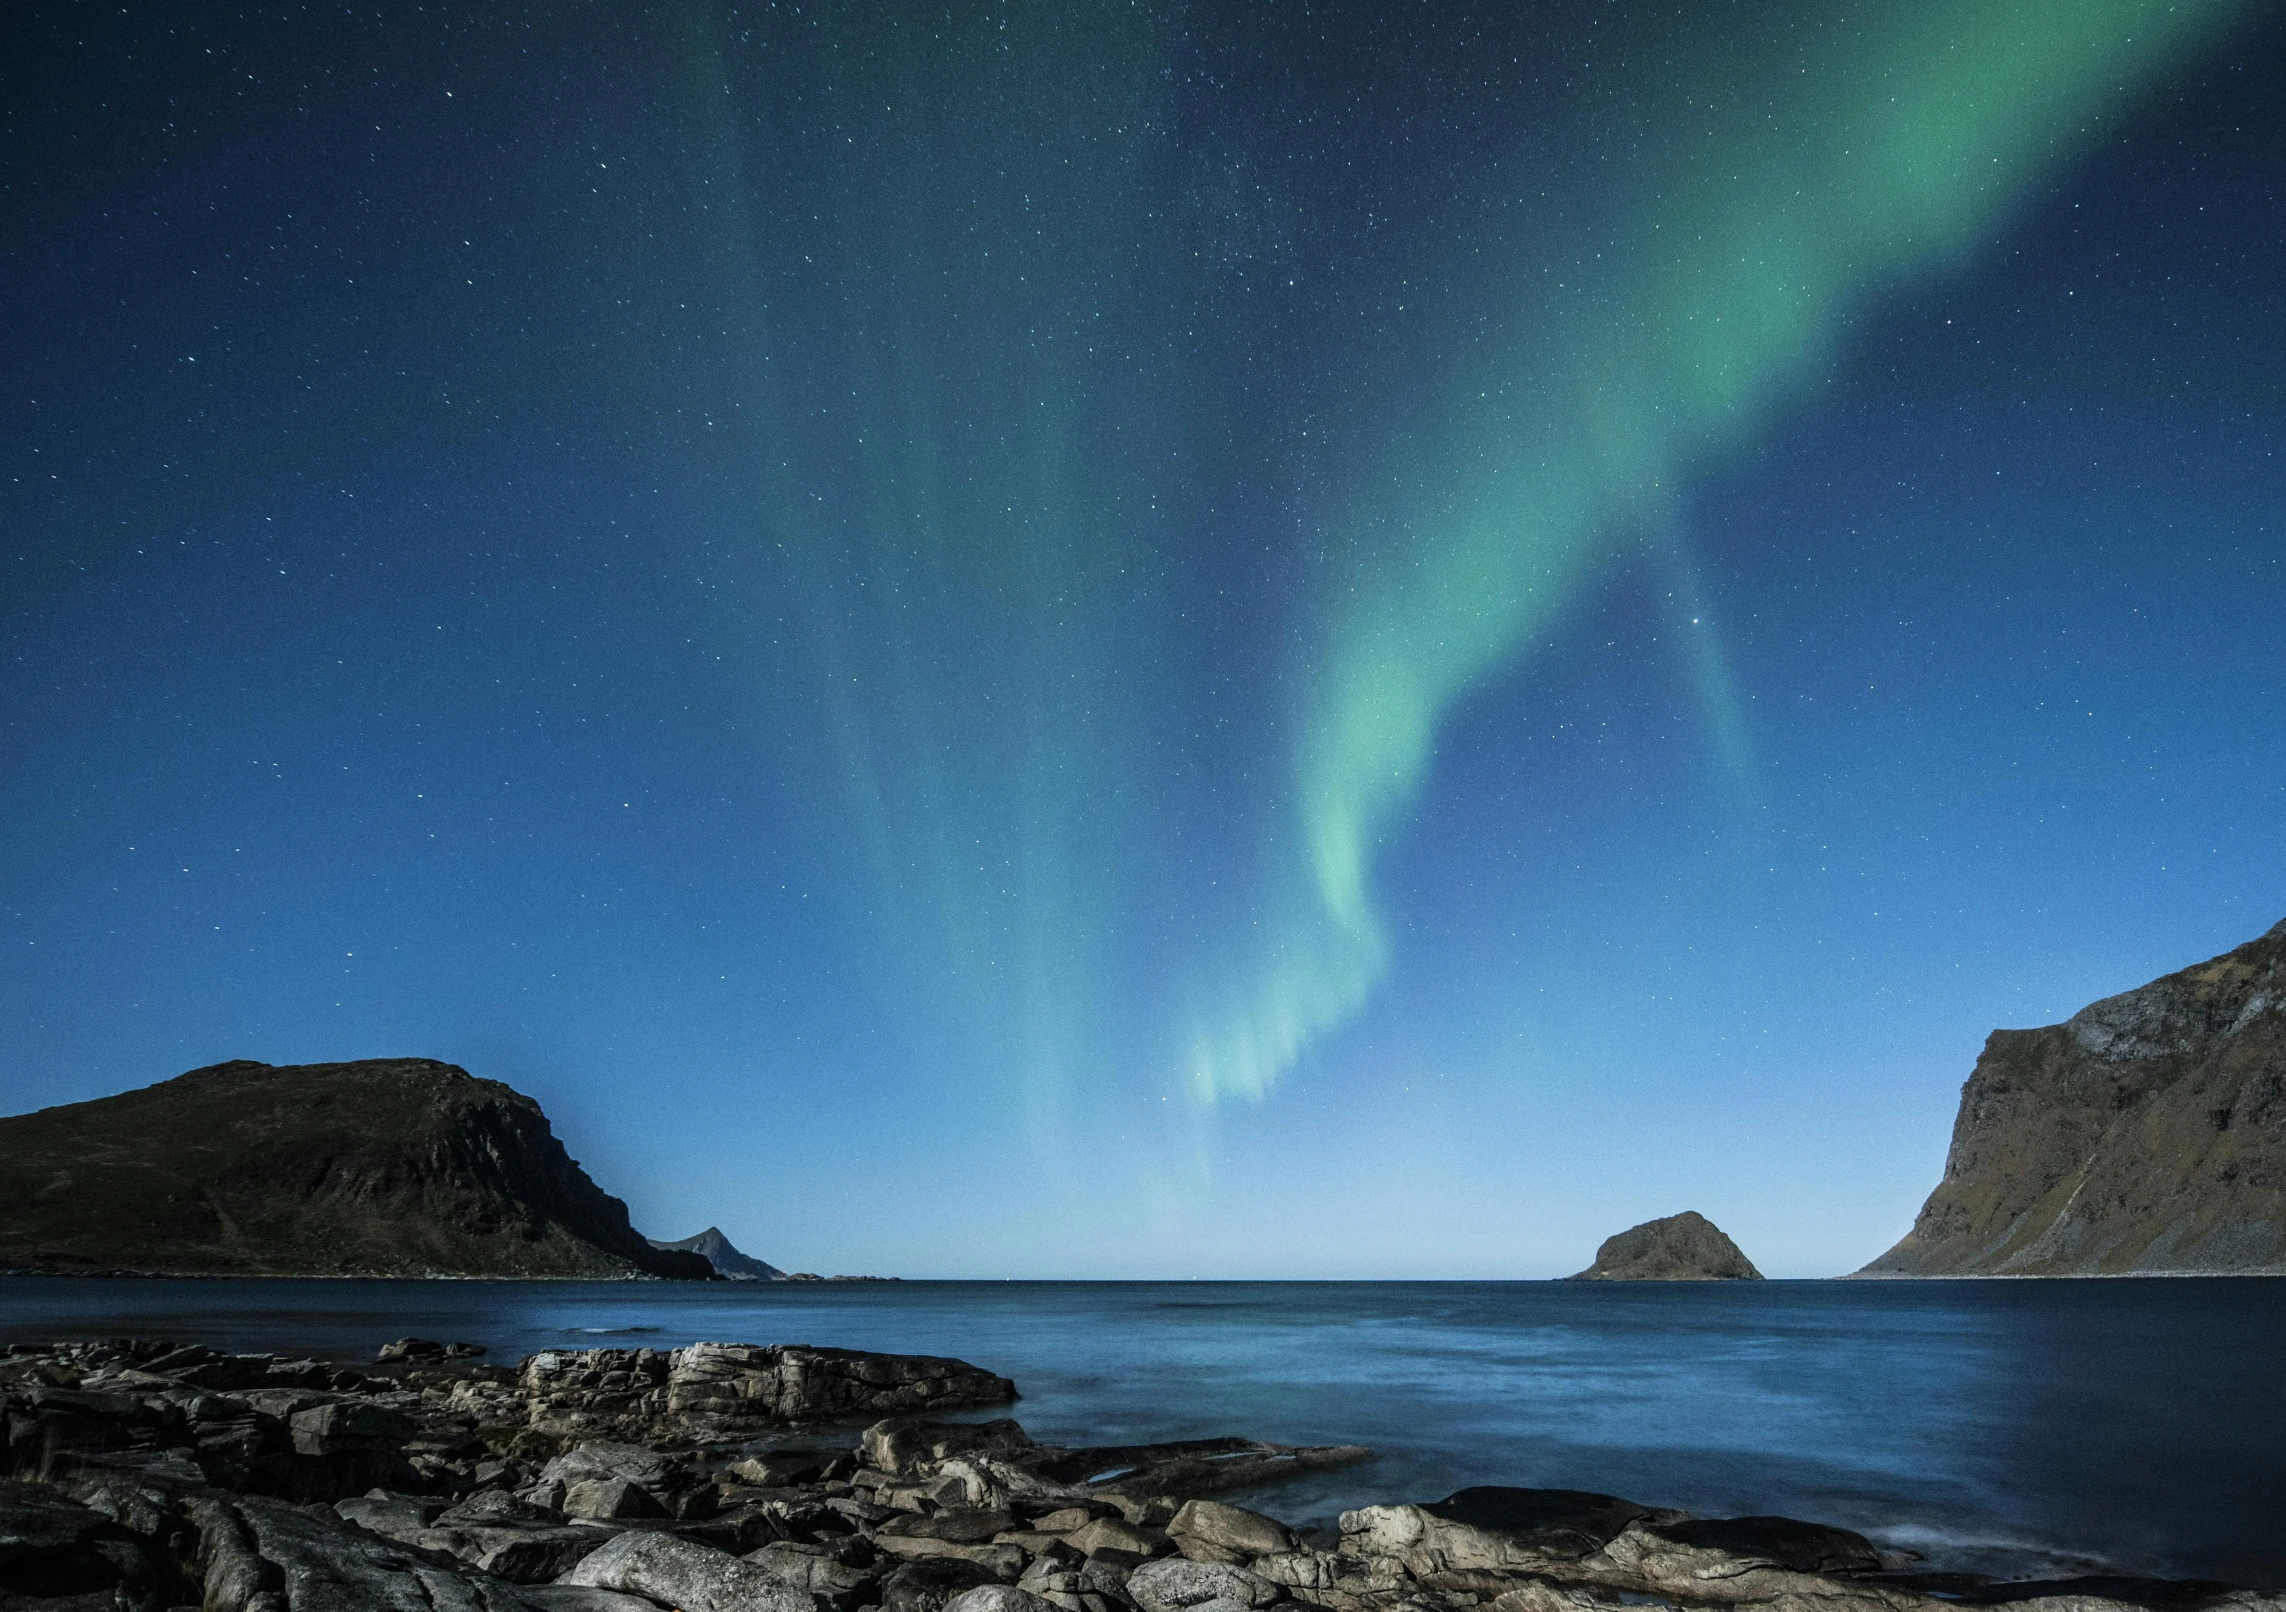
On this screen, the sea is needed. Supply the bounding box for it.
[3,1277,2280,1590]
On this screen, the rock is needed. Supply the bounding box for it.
[741,1539,882,1608]
[560,1529,817,1612]
[1340,1488,1653,1575]
[875,1533,1030,1578]
[881,1507,1023,1544]
[1016,1555,1142,1612]
[1167,1500,1295,1561]
[289,1399,419,1455]
[0,1057,717,1279]
[380,1338,488,1362]
[1064,1515,1171,1559]
[866,1418,1038,1477]
[668,1344,1017,1421]
[728,1450,833,1486]
[541,1441,676,1490]
[336,1489,448,1541]
[1860,917,2286,1275]
[517,1590,663,1612]
[650,1226,790,1281]
[1566,1212,1763,1281]
[185,1489,544,1611]
[561,1476,668,1520]
[1640,1515,1884,1576]
[1125,1555,1284,1612]
[882,1555,1004,1612]
[1597,1514,1893,1603]
[942,1587,1066,1612]
[0,1477,165,1610]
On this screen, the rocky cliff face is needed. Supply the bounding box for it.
[0,1058,713,1279]
[1566,1211,1763,1280]
[1861,917,2286,1276]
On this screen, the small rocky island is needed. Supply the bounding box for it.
[2,1334,2268,1612]
[1566,1212,1763,1281]
[1860,916,2286,1277]
[0,1059,717,1280]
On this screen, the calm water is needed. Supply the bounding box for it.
[3,1278,2279,1588]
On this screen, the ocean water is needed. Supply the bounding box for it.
[2,1277,2279,1589]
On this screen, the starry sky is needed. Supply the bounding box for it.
[5,1,2282,1278]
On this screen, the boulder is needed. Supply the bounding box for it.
[1168,1500,1295,1561]
[1126,1556,1284,1612]
[561,1476,668,1520]
[560,1529,817,1612]
[943,1587,1065,1612]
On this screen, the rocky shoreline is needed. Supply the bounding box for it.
[1,1336,2272,1612]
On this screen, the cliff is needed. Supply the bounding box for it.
[0,1058,715,1279]
[1860,916,2286,1276]
[1566,1211,1763,1280]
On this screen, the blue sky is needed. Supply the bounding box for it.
[4,1,2281,1276]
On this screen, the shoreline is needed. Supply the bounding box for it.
[5,1333,2278,1612]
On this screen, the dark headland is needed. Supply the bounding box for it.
[0,1058,712,1280]
[1859,915,2286,1277]
[5,1332,2269,1612]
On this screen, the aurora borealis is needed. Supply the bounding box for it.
[6,2,2283,1275]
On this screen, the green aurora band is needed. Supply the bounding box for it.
[1182,0,2255,1103]
[696,2,2254,1126]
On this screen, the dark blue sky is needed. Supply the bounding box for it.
[5,2,2281,1277]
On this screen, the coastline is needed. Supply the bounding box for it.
[7,1331,2279,1612]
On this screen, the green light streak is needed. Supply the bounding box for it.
[1188,0,2252,1103]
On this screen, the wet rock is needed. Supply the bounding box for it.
[560,1529,817,1612]
[1342,1488,1654,1575]
[1635,1514,1884,1576]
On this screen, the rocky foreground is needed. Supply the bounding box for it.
[2,1337,2272,1612]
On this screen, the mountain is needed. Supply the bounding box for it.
[0,1058,715,1279]
[1565,1210,1763,1280]
[648,1226,786,1280]
[1860,917,2286,1277]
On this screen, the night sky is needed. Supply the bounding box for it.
[6,2,2282,1278]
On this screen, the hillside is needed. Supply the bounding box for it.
[1860,917,2286,1276]
[0,1058,714,1279]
